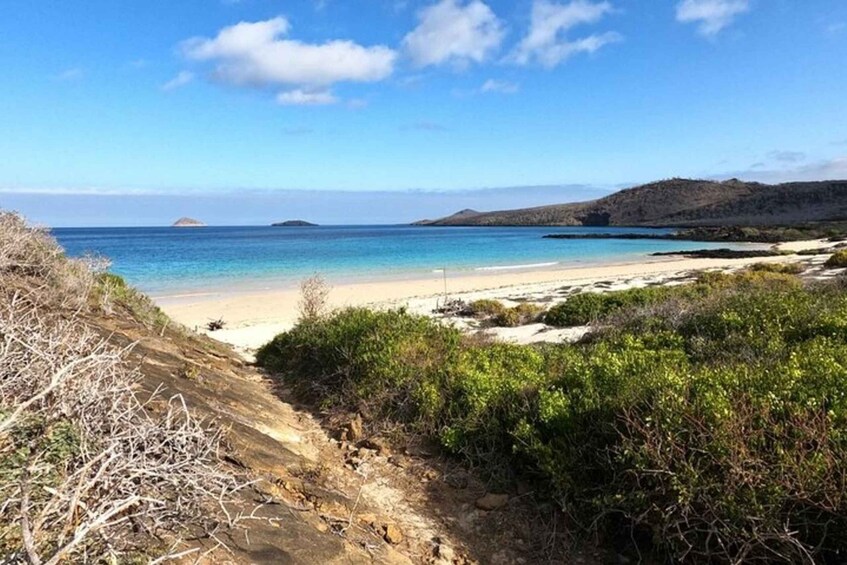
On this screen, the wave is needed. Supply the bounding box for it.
[474,261,559,272]
[154,291,219,299]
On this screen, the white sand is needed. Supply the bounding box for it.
[156,240,840,354]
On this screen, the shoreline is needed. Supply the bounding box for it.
[158,239,835,353]
[147,240,760,301]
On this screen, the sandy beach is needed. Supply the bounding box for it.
[158,240,835,353]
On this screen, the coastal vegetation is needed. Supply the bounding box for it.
[463,299,545,327]
[826,250,847,268]
[258,266,847,562]
[748,261,805,274]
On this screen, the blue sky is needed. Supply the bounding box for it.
[1,0,846,226]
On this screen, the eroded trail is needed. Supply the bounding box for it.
[91,308,585,564]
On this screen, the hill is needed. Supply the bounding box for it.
[172,217,206,227]
[272,220,318,227]
[418,178,847,227]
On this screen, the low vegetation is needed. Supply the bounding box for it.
[96,271,171,331]
[463,299,544,327]
[466,298,507,318]
[748,261,805,274]
[258,266,847,562]
[492,303,545,327]
[0,213,240,563]
[826,250,847,268]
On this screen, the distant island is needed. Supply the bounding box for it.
[272,220,318,227]
[415,179,847,228]
[172,217,206,227]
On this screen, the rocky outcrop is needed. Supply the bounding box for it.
[172,217,206,227]
[272,220,318,227]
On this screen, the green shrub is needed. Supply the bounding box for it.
[545,292,611,326]
[95,272,171,330]
[826,250,847,268]
[258,274,847,562]
[440,344,546,479]
[544,286,690,327]
[256,308,463,427]
[545,271,804,328]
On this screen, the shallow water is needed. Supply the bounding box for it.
[52,225,744,296]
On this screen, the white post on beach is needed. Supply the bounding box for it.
[443,267,448,305]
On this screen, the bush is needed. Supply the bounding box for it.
[545,286,689,327]
[493,303,545,327]
[298,274,331,321]
[466,298,507,318]
[748,261,804,274]
[545,271,803,328]
[95,272,171,330]
[258,272,847,562]
[256,308,463,428]
[826,250,847,268]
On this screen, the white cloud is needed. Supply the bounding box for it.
[676,0,750,37]
[481,79,519,93]
[276,89,338,106]
[181,16,396,90]
[161,71,195,91]
[510,1,621,68]
[402,0,505,68]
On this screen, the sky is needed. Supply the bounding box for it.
[1,0,846,226]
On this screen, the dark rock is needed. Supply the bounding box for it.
[359,437,389,455]
[475,493,510,510]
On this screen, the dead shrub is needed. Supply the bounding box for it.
[0,212,245,563]
[298,274,331,322]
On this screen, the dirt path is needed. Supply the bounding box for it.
[91,309,593,563]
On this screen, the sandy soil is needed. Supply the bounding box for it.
[157,240,836,353]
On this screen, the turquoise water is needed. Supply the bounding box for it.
[52,225,743,296]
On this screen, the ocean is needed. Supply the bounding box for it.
[51,225,745,297]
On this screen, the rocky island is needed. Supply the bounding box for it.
[172,217,206,227]
[271,220,318,227]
